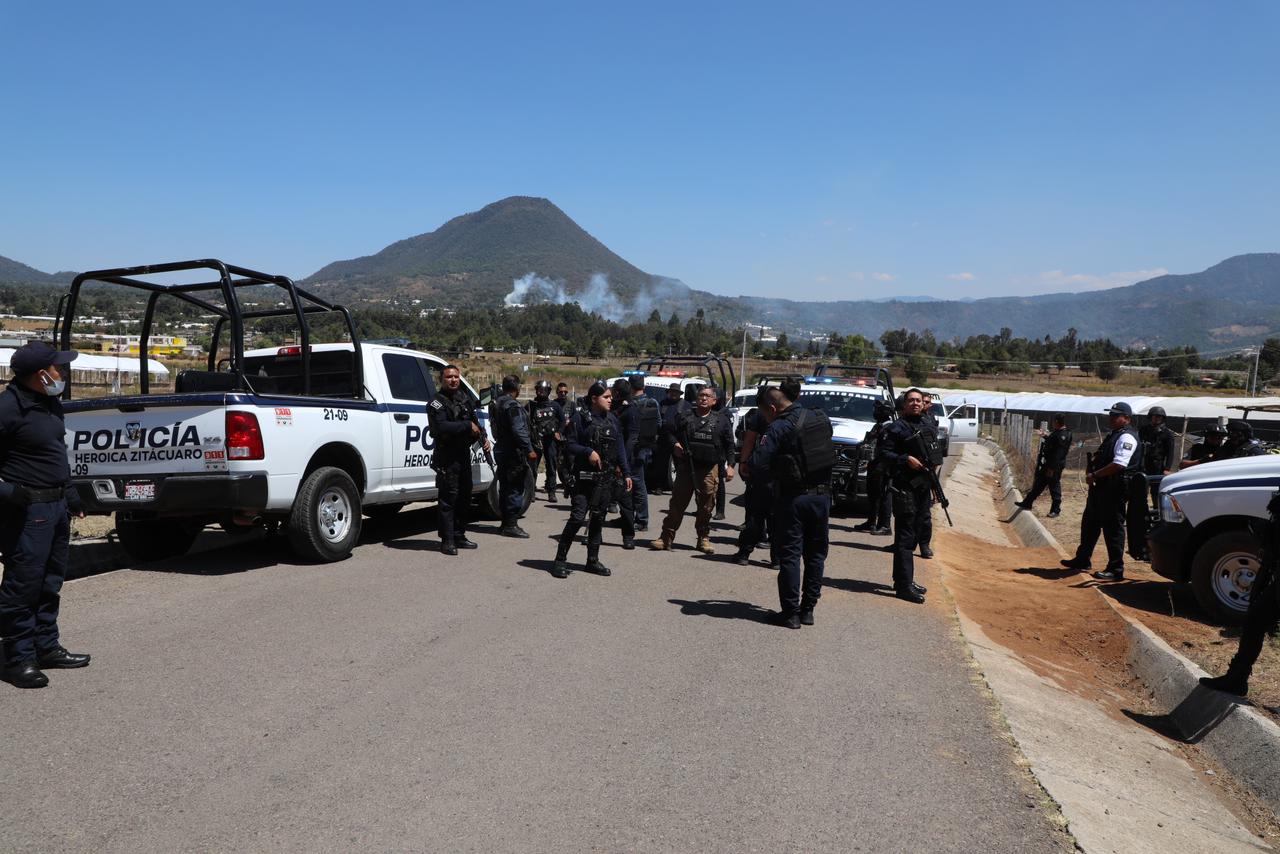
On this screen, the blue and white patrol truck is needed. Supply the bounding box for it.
[54,260,516,564]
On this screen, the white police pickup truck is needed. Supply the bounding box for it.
[55,260,518,564]
[1148,454,1280,623]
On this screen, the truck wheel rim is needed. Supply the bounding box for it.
[1213,551,1257,612]
[318,488,352,544]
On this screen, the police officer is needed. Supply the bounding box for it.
[651,386,735,554]
[1,341,89,689]
[1222,419,1266,459]
[552,382,632,579]
[1016,413,1072,517]
[733,394,775,565]
[427,364,490,556]
[624,375,660,532]
[1061,402,1141,581]
[1180,423,1227,468]
[750,379,835,628]
[1128,406,1176,560]
[555,382,577,500]
[854,400,895,535]
[878,388,942,604]
[492,374,538,538]
[527,380,563,502]
[608,378,638,550]
[1200,490,1280,697]
[651,383,684,493]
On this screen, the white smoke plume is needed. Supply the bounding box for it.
[503,272,689,324]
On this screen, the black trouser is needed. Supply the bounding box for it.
[532,437,558,493]
[0,499,70,667]
[774,490,830,613]
[557,472,615,562]
[556,443,576,497]
[736,476,773,559]
[611,476,636,540]
[650,442,672,492]
[864,466,892,529]
[891,481,931,590]
[435,458,472,543]
[1228,566,1279,679]
[716,462,726,516]
[496,453,527,522]
[1074,479,1126,570]
[1125,474,1152,559]
[1022,466,1063,512]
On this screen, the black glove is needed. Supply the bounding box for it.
[5,485,31,506]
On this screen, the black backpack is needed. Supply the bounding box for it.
[782,408,836,484]
[634,396,660,448]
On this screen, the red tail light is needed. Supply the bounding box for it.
[226,411,265,460]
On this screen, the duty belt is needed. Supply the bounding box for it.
[22,486,65,502]
[781,482,829,496]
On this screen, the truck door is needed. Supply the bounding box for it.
[946,403,979,443]
[380,352,439,494]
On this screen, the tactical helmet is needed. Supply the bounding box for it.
[1205,423,1228,437]
[534,379,551,396]
[1227,419,1253,439]
[1148,406,1166,418]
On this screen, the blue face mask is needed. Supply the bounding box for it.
[39,371,66,397]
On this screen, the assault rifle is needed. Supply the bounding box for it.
[910,428,953,527]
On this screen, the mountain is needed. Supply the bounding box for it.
[0,255,75,285]
[305,196,678,312]
[735,253,1280,349]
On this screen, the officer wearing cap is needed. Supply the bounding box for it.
[492,374,538,538]
[1016,413,1072,518]
[1180,423,1227,468]
[1222,419,1266,459]
[1061,401,1142,581]
[527,379,563,502]
[1128,405,1176,561]
[1,341,90,689]
[427,364,490,556]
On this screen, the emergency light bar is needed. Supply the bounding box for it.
[656,370,686,377]
[277,346,306,356]
[622,370,648,377]
[804,376,836,384]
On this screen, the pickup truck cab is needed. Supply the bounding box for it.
[1148,454,1280,623]
[55,260,518,563]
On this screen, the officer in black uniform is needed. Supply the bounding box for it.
[1180,423,1227,468]
[608,378,637,550]
[1128,405,1177,560]
[878,388,942,604]
[527,380,563,502]
[750,379,835,628]
[651,383,684,493]
[1016,413,1072,517]
[626,375,660,531]
[1200,490,1280,697]
[492,374,537,538]
[854,400,895,535]
[552,382,632,579]
[733,396,775,565]
[1061,401,1141,581]
[427,364,490,556]
[1222,419,1266,459]
[555,382,577,500]
[1,341,90,690]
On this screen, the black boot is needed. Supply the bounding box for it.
[552,544,572,579]
[1,660,49,689]
[499,518,530,538]
[1200,662,1251,696]
[585,552,611,576]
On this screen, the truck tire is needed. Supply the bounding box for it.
[478,466,535,519]
[288,466,362,562]
[363,502,407,519]
[1189,529,1258,625]
[116,514,200,562]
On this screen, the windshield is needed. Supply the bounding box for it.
[798,390,879,421]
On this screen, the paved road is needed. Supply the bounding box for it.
[1,485,1068,853]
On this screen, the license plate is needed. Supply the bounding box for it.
[123,481,156,501]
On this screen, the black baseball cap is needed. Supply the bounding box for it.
[10,341,78,376]
[1106,401,1132,416]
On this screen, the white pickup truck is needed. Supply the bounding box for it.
[56,260,521,564]
[1148,454,1280,623]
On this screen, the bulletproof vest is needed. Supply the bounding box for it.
[633,396,660,448]
[583,414,619,470]
[1141,425,1170,472]
[1093,427,1142,474]
[530,398,559,438]
[494,396,522,445]
[915,420,944,467]
[683,411,723,465]
[777,408,836,486]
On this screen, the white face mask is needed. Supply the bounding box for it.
[39,371,66,397]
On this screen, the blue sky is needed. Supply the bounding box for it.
[2,1,1277,300]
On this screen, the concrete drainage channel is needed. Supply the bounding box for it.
[974,436,1280,817]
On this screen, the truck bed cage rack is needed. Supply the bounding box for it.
[53,259,363,399]
[811,363,895,399]
[633,355,737,394]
